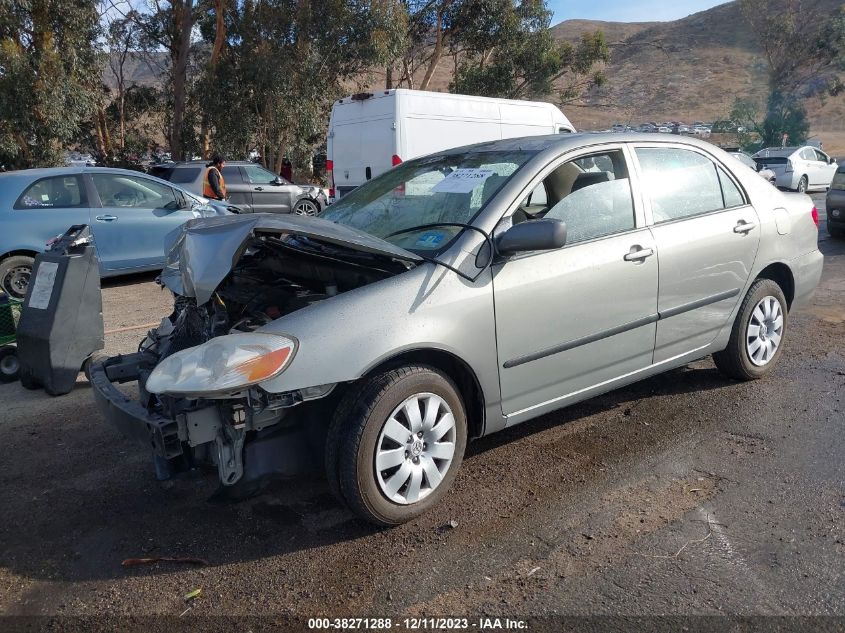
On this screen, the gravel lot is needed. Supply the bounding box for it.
[1,194,842,628]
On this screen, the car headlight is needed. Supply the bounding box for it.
[146,333,298,396]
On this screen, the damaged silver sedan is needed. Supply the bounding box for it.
[91,134,823,525]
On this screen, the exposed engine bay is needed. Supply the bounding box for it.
[91,218,418,494]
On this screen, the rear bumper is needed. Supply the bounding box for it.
[89,353,183,459]
[790,249,824,310]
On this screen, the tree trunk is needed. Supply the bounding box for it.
[386,65,393,89]
[419,9,444,90]
[169,0,194,161]
[200,0,227,158]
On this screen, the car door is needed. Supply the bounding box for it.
[11,174,91,250]
[492,146,659,419]
[220,165,253,212]
[632,145,761,364]
[814,149,836,188]
[242,164,291,213]
[88,172,198,271]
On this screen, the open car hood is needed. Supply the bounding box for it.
[159,214,423,305]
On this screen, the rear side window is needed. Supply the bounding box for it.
[15,176,87,209]
[221,166,244,183]
[717,167,745,208]
[636,148,727,222]
[168,167,202,184]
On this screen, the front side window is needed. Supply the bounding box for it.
[15,176,86,209]
[635,147,726,222]
[243,165,282,185]
[540,150,636,244]
[814,149,829,163]
[321,150,535,252]
[91,174,178,209]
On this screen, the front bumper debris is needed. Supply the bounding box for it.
[89,353,183,460]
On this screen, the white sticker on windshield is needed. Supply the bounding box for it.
[28,261,58,310]
[431,168,495,194]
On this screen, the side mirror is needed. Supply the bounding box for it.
[830,157,836,165]
[163,199,181,212]
[497,219,567,255]
[272,176,283,185]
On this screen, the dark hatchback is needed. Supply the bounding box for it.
[826,166,845,239]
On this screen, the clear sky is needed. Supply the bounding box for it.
[548,0,731,23]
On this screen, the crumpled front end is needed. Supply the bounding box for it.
[91,215,417,491]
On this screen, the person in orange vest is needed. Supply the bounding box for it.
[203,154,228,200]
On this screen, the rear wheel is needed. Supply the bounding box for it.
[796,176,808,193]
[0,255,34,300]
[0,346,19,383]
[713,279,787,381]
[326,365,467,526]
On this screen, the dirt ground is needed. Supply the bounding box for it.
[0,194,842,630]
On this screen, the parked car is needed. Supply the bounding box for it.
[726,150,777,185]
[825,164,845,238]
[753,146,837,193]
[91,133,823,526]
[0,167,233,299]
[149,160,328,216]
[327,89,575,201]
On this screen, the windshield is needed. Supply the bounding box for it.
[832,170,845,191]
[320,150,535,252]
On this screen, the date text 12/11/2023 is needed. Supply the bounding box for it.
[308,617,529,630]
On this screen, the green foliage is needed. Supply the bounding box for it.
[0,0,102,168]
[449,1,608,102]
[728,93,809,152]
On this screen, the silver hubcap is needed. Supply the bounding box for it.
[3,266,30,299]
[293,200,318,216]
[746,296,783,367]
[1,354,18,375]
[798,178,806,192]
[375,392,456,505]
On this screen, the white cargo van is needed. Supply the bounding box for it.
[326,89,575,199]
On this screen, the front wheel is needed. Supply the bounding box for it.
[326,365,468,526]
[292,198,320,216]
[796,176,808,193]
[713,279,787,381]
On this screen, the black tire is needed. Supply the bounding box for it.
[796,176,808,193]
[713,279,788,381]
[0,255,35,300]
[829,225,844,239]
[326,365,468,526]
[0,346,20,383]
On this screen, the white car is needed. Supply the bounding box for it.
[753,146,837,193]
[728,150,777,186]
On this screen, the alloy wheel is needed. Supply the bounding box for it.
[375,392,456,505]
[746,295,784,366]
[293,199,319,216]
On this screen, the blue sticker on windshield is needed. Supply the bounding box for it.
[415,231,446,248]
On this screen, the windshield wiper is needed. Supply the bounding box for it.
[385,222,494,282]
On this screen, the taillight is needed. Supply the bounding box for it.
[785,159,793,173]
[326,159,335,198]
[811,206,819,227]
[391,154,402,167]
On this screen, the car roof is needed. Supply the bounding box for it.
[424,131,731,159]
[163,160,256,167]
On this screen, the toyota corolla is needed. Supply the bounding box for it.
[91,133,823,526]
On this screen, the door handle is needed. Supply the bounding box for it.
[95,214,117,222]
[623,246,654,262]
[733,220,757,234]
[254,187,264,192]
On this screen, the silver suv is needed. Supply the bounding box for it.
[150,161,328,215]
